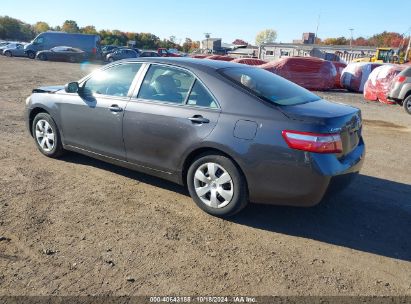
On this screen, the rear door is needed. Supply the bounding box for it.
[59,62,143,160]
[123,63,221,174]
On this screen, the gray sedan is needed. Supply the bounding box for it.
[25,58,365,216]
[106,48,139,62]
[3,43,26,57]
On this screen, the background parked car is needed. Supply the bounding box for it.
[106,48,138,62]
[0,42,19,54]
[3,43,27,57]
[139,50,160,57]
[36,46,86,63]
[388,66,411,114]
[102,45,119,58]
[0,41,11,49]
[25,32,101,60]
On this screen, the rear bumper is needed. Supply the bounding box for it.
[248,139,365,206]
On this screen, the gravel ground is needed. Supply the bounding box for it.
[0,56,410,296]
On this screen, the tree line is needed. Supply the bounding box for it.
[0,16,200,52]
[319,32,409,48]
[0,15,409,51]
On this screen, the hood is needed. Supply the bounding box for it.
[32,85,64,94]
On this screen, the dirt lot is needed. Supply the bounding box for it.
[0,55,410,296]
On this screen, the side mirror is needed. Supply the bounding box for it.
[65,82,79,93]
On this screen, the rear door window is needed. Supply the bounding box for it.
[187,80,218,108]
[138,65,195,104]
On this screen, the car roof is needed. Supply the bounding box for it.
[117,57,249,72]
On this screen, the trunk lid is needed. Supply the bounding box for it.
[279,99,362,156]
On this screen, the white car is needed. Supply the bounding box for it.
[0,42,20,55]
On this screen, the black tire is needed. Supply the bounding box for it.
[27,51,36,59]
[108,57,115,63]
[38,53,47,61]
[4,51,12,57]
[32,113,65,158]
[187,153,248,217]
[403,95,411,115]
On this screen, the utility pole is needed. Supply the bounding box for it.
[204,33,211,54]
[349,28,354,49]
[406,33,411,63]
[315,13,321,44]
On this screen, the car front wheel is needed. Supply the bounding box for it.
[27,51,36,59]
[187,154,248,217]
[4,51,12,57]
[32,113,64,158]
[403,95,411,115]
[38,53,47,61]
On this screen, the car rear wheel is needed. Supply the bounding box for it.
[32,113,64,158]
[187,154,248,217]
[108,57,115,62]
[403,95,411,115]
[4,51,12,57]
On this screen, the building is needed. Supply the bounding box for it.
[293,33,316,45]
[201,38,222,53]
[302,32,316,44]
[227,46,259,58]
[259,43,376,63]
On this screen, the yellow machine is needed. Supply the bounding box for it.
[353,47,406,64]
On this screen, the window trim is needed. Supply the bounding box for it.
[130,62,221,110]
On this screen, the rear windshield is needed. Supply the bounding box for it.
[219,67,320,106]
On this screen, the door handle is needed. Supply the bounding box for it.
[188,115,210,124]
[108,105,123,112]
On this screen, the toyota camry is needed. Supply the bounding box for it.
[25,58,365,216]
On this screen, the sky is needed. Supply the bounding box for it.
[1,0,410,44]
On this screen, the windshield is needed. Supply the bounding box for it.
[219,67,320,106]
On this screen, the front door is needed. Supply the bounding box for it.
[59,62,143,160]
[123,64,221,174]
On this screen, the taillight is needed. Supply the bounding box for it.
[396,76,406,83]
[282,130,343,154]
[92,47,97,54]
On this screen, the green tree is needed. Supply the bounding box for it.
[322,37,348,45]
[255,29,277,46]
[0,16,35,41]
[62,20,79,33]
[33,21,50,34]
[135,32,161,49]
[182,38,193,53]
[81,25,97,35]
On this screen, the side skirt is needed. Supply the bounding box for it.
[63,145,183,185]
